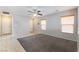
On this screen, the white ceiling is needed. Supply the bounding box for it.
[0,6,77,16]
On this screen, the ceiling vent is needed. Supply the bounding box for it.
[2,11,10,14]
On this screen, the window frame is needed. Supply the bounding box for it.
[61,15,75,34]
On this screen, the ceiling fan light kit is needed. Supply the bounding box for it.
[33,14,37,17]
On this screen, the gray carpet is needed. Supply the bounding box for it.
[18,34,77,52]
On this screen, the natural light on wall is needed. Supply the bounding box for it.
[41,20,46,30]
[0,14,12,35]
[61,15,74,33]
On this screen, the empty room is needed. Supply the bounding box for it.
[0,6,79,52]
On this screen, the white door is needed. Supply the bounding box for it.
[1,15,12,35]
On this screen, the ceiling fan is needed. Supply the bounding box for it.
[27,9,43,17]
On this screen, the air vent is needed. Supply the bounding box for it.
[2,11,10,14]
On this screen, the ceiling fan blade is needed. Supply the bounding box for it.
[37,10,41,12]
[38,13,42,16]
[27,13,32,15]
[27,10,34,13]
[37,11,42,16]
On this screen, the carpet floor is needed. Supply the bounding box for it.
[18,34,77,52]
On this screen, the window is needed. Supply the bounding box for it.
[40,20,46,30]
[61,15,74,33]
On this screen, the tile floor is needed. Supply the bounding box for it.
[0,33,38,52]
[0,35,25,52]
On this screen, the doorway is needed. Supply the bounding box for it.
[30,17,41,33]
